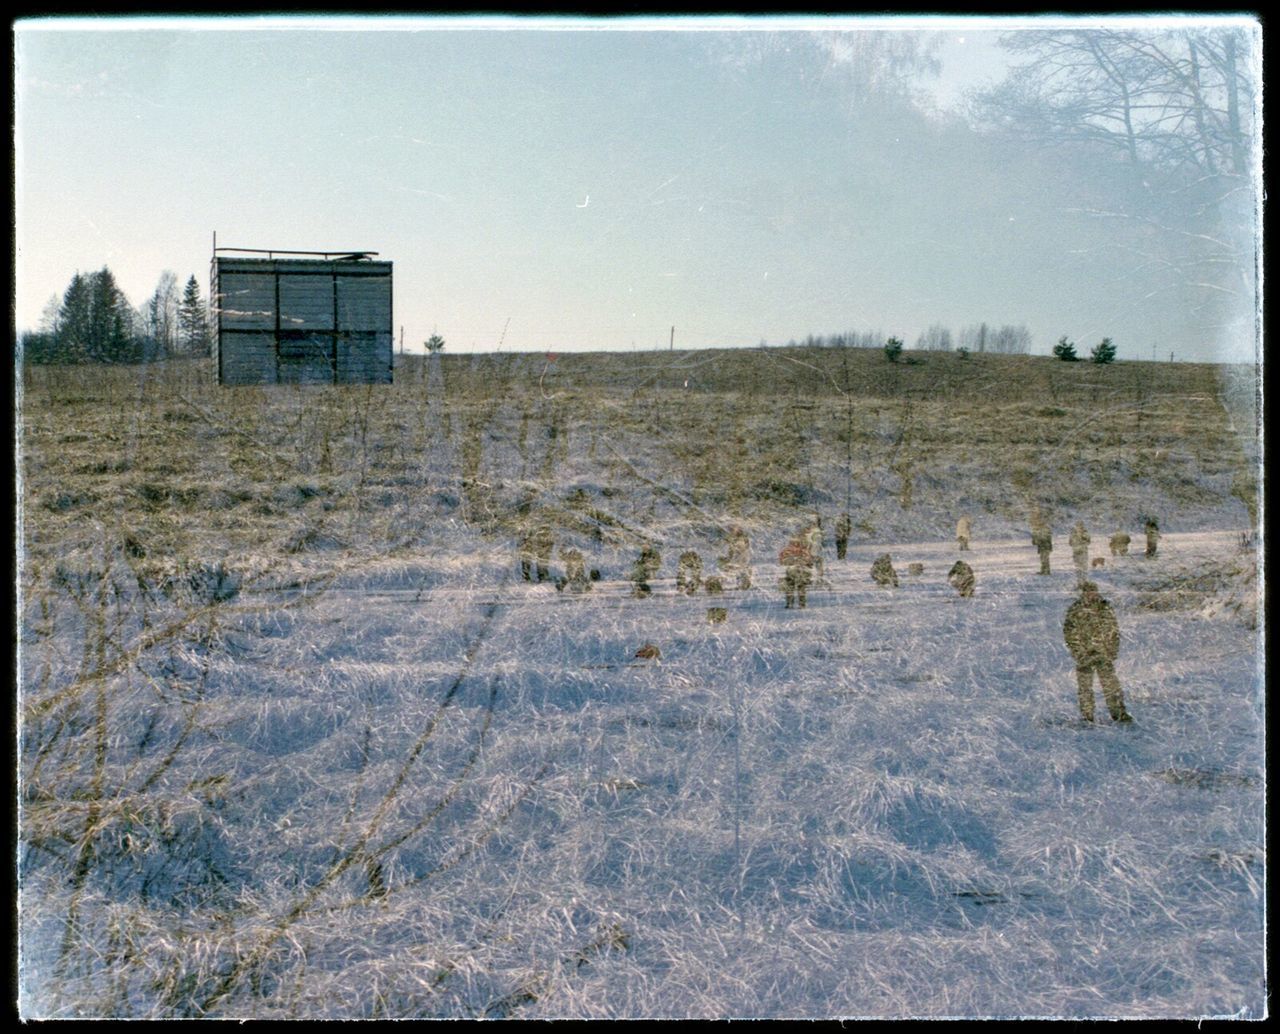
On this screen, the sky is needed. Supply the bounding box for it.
[13,14,1261,361]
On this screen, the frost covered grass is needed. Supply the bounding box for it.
[17,352,1263,1018]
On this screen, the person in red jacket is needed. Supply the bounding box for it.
[778,533,815,609]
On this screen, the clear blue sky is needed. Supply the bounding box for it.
[14,15,1259,361]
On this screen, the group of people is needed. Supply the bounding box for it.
[518,506,1156,727]
[1030,516,1161,577]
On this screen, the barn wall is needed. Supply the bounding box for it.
[214,257,393,385]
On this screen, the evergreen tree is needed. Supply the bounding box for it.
[177,275,211,356]
[86,266,136,362]
[1091,337,1118,364]
[1053,336,1080,362]
[57,272,93,361]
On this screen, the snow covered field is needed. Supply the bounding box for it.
[17,353,1264,1018]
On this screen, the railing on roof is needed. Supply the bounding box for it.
[213,247,379,260]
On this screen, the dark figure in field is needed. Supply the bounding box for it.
[705,575,728,623]
[834,512,852,560]
[956,515,973,552]
[778,535,816,609]
[561,547,591,593]
[1069,521,1091,577]
[630,546,662,598]
[870,553,899,588]
[718,525,752,590]
[1031,522,1053,576]
[1109,531,1131,557]
[676,550,703,596]
[1145,518,1161,558]
[947,560,975,598]
[1063,581,1132,723]
[519,522,556,583]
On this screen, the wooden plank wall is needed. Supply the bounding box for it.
[215,258,393,385]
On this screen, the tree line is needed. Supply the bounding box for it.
[21,267,211,364]
[769,322,1034,355]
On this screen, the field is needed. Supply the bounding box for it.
[16,347,1264,1018]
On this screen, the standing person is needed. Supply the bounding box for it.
[676,550,703,595]
[531,522,555,584]
[1031,517,1053,576]
[804,517,826,586]
[778,534,815,609]
[630,545,662,598]
[947,559,975,598]
[1109,531,1131,557]
[956,515,973,552]
[1069,521,1091,578]
[870,553,899,588]
[718,525,753,590]
[834,512,852,560]
[1144,517,1161,558]
[561,547,591,593]
[1063,581,1132,723]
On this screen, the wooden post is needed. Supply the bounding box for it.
[670,325,674,351]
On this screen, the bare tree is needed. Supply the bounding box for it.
[959,322,990,354]
[970,25,1259,339]
[144,272,179,359]
[990,324,1032,354]
[916,323,953,351]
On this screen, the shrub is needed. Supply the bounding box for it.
[1053,336,1079,362]
[884,337,904,363]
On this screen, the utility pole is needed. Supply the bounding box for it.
[399,326,404,356]
[670,325,674,351]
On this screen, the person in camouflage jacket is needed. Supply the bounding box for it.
[870,553,899,588]
[1063,581,1132,723]
[1031,521,1053,576]
[1069,521,1091,578]
[947,559,975,598]
[676,550,703,595]
[1144,517,1161,558]
[718,526,752,590]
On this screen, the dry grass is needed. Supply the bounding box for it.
[16,349,1262,1018]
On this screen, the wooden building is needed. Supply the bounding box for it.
[212,249,393,385]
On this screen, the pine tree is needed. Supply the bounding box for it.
[1053,336,1079,362]
[177,275,211,356]
[1090,337,1117,364]
[86,267,136,362]
[57,272,93,361]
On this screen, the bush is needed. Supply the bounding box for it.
[1053,336,1079,362]
[1091,337,1117,364]
[884,337,904,363]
